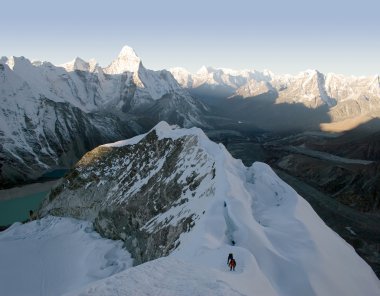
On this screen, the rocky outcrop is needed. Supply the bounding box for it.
[40,124,216,264]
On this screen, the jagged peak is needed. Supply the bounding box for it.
[72,57,88,68]
[118,45,139,60]
[104,45,142,74]
[60,57,92,72]
[1,56,33,70]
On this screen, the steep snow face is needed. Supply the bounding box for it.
[60,57,99,73]
[169,67,193,88]
[104,46,142,75]
[0,216,132,296]
[40,122,380,296]
[272,70,337,108]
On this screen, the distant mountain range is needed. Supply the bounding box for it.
[1,45,379,187]
[0,46,206,187]
[170,66,380,131]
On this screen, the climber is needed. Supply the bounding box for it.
[229,258,236,271]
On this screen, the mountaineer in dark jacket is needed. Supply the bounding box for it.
[227,253,233,265]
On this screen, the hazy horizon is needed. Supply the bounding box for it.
[1,0,379,76]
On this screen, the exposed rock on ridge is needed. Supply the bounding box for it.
[40,122,216,264]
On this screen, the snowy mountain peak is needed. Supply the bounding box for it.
[61,57,88,72]
[60,57,99,72]
[118,45,139,60]
[104,45,142,74]
[197,65,213,75]
[1,56,32,70]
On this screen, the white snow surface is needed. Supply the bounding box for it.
[0,216,132,296]
[103,45,142,75]
[2,122,380,296]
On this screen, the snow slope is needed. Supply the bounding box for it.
[39,122,380,296]
[0,216,132,296]
[64,257,251,296]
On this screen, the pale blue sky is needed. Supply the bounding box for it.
[1,0,379,75]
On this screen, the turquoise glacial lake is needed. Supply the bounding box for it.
[0,191,49,226]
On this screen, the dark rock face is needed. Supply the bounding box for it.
[0,98,130,189]
[276,154,380,213]
[40,129,215,265]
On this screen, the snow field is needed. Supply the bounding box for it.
[0,216,132,296]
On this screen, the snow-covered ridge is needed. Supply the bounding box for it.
[102,121,207,147]
[39,122,380,296]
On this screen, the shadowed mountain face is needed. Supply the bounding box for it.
[311,119,380,161]
[210,93,331,132]
[0,98,131,189]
